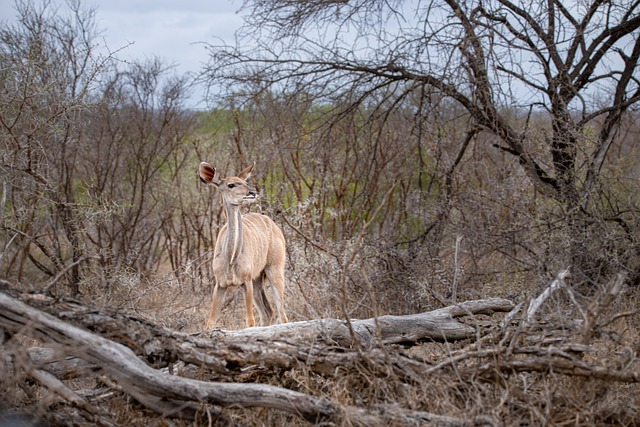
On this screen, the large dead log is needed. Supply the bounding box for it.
[220,297,515,346]
[2,284,637,426]
[2,289,514,379]
[0,290,499,426]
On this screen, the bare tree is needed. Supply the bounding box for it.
[0,1,196,295]
[84,58,195,277]
[203,0,640,284]
[0,0,113,292]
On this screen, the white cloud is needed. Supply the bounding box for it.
[1,0,246,108]
[94,3,242,70]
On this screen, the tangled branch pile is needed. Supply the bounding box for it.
[1,272,638,426]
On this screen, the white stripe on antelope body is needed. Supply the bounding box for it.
[199,161,288,329]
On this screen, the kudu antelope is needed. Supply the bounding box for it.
[199,161,288,329]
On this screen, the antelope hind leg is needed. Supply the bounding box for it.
[252,273,274,326]
[268,268,288,324]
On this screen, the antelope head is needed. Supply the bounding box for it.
[199,162,258,206]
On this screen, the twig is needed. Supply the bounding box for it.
[279,212,336,259]
[41,255,99,293]
[451,235,463,303]
[580,272,627,345]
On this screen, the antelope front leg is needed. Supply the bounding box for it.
[243,281,256,328]
[205,284,227,330]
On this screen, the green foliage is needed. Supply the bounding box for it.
[195,108,240,135]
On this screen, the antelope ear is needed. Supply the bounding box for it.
[237,161,255,180]
[199,162,218,186]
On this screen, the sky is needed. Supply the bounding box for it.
[0,0,247,109]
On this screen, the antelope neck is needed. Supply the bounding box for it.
[224,201,243,266]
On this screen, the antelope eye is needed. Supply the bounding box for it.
[227,183,235,188]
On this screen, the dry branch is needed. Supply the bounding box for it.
[0,291,322,423]
[2,286,636,426]
[2,347,98,380]
[1,290,514,379]
[526,268,570,322]
[0,290,513,425]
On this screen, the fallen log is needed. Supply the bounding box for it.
[0,290,499,426]
[220,297,515,346]
[2,289,514,379]
[2,285,637,426]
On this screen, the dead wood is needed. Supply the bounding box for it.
[1,289,514,378]
[220,297,515,345]
[2,347,98,380]
[2,283,637,426]
[0,290,496,426]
